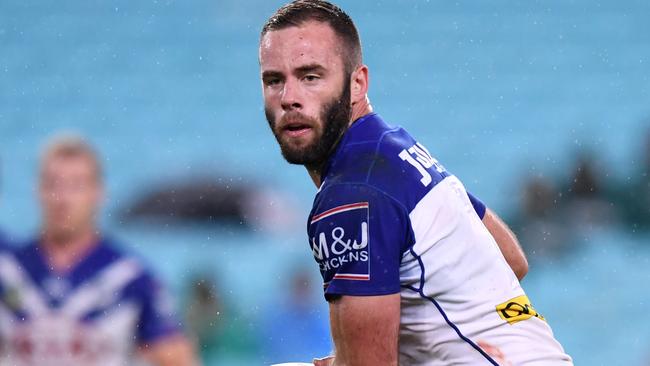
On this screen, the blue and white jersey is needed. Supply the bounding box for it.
[0,230,8,251]
[0,238,180,366]
[308,113,572,365]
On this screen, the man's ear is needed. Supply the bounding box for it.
[350,65,369,105]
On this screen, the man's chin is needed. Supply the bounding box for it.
[281,151,311,165]
[45,225,81,241]
[280,147,320,166]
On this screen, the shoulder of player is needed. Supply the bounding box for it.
[10,238,40,261]
[90,241,169,304]
[327,127,416,185]
[101,237,155,271]
[26,237,153,287]
[0,230,10,253]
[316,181,408,214]
[0,229,15,258]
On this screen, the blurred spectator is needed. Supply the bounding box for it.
[512,148,647,259]
[563,153,620,228]
[0,135,198,366]
[184,274,258,364]
[617,129,650,231]
[523,176,557,219]
[569,156,600,198]
[260,268,332,364]
[122,178,300,234]
[185,277,221,357]
[513,176,572,258]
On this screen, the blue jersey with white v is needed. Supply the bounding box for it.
[308,113,485,300]
[0,238,179,365]
[308,113,572,365]
[0,229,11,251]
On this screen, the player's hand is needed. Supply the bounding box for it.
[313,355,335,366]
[477,340,512,366]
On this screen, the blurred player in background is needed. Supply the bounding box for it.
[0,136,198,366]
[259,1,572,365]
[0,158,14,286]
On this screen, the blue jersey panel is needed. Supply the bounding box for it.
[321,113,480,216]
[312,113,487,300]
[467,192,486,219]
[309,113,485,296]
[309,183,414,300]
[133,273,180,343]
[0,229,6,250]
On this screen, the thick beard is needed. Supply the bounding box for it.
[266,77,352,170]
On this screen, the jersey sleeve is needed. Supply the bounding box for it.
[467,191,486,220]
[135,273,182,345]
[308,183,413,301]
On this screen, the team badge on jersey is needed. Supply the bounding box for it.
[309,202,370,284]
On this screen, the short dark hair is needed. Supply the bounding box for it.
[261,0,362,73]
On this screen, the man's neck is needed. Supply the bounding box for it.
[308,166,324,187]
[41,227,99,273]
[350,96,373,124]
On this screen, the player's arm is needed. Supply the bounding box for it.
[310,184,406,366]
[325,293,400,366]
[139,334,199,366]
[136,273,200,366]
[482,208,528,280]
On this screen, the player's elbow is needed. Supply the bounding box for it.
[512,255,529,280]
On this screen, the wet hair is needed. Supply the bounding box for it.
[41,134,103,182]
[261,0,362,73]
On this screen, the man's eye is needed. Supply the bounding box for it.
[303,75,319,82]
[265,79,280,86]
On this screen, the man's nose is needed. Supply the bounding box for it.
[280,78,302,111]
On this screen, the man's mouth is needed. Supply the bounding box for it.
[282,122,312,137]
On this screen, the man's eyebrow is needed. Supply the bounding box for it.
[261,70,283,79]
[261,64,326,79]
[295,64,326,74]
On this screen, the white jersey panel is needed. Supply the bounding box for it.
[399,176,572,365]
[0,254,48,316]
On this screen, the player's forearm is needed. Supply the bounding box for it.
[483,208,528,280]
[140,335,199,366]
[328,294,400,366]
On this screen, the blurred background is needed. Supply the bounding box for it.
[1,0,649,364]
